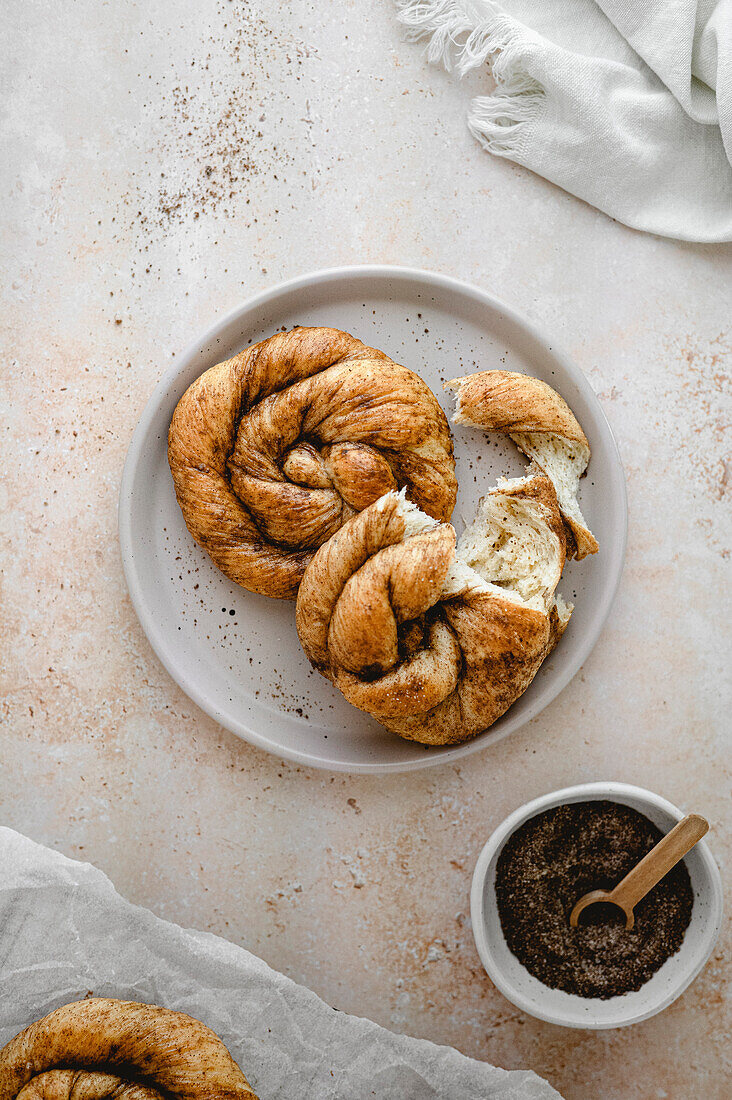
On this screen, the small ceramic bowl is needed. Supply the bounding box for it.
[470,782,723,1028]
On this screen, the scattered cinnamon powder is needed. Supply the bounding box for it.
[132,2,315,228]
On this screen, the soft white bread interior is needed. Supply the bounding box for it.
[507,431,598,560]
[455,476,567,612]
[445,371,599,560]
[393,478,571,621]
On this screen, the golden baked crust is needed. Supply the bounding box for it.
[168,326,457,599]
[0,999,258,1100]
[296,482,569,746]
[446,370,599,559]
[446,369,589,445]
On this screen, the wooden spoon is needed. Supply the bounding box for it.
[569,813,709,930]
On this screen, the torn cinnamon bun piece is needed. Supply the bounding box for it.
[446,370,599,559]
[296,475,572,746]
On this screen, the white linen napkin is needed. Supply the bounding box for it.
[0,828,562,1100]
[396,0,732,241]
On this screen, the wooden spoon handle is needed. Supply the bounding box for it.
[610,814,708,913]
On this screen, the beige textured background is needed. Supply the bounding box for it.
[2,2,730,1097]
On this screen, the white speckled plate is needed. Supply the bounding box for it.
[119,266,626,773]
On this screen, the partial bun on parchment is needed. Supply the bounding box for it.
[0,998,258,1100]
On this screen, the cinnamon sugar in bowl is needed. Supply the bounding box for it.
[470,782,723,1028]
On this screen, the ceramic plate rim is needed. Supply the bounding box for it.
[118,264,627,773]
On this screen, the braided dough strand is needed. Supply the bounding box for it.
[16,1071,163,1100]
[169,326,457,598]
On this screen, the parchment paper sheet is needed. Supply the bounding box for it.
[0,828,562,1099]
